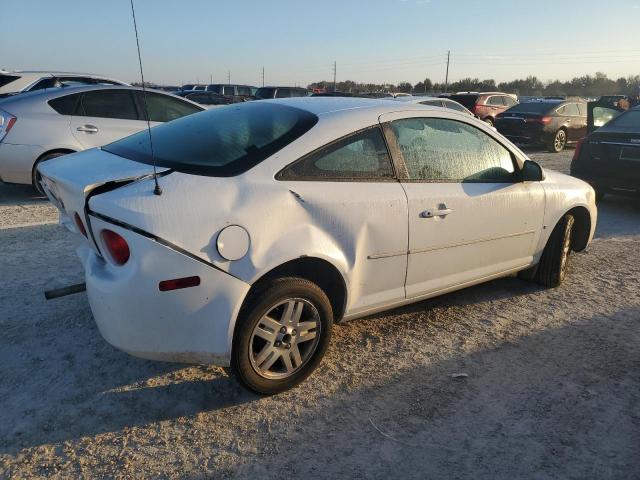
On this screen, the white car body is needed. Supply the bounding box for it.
[392,95,474,115]
[0,85,203,185]
[0,70,128,95]
[38,98,597,368]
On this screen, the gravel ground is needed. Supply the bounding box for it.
[1,149,639,479]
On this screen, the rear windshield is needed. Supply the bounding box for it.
[0,74,20,88]
[104,102,318,176]
[448,94,479,109]
[605,110,640,129]
[255,87,276,99]
[504,102,557,114]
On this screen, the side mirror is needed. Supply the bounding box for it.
[521,160,544,182]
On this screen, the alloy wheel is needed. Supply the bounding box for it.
[249,298,321,380]
[554,130,567,152]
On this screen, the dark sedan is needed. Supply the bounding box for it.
[173,90,233,108]
[495,100,587,152]
[571,106,640,200]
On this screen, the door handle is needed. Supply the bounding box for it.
[77,125,98,133]
[421,207,453,218]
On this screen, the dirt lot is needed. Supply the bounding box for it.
[1,149,639,479]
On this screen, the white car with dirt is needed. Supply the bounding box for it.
[39,98,597,394]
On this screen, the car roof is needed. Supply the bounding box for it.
[391,96,442,103]
[259,96,439,117]
[258,86,308,89]
[0,84,203,110]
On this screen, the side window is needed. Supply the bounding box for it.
[391,117,516,183]
[275,88,291,98]
[556,105,566,115]
[79,89,138,120]
[136,91,202,122]
[278,127,394,181]
[223,85,235,96]
[487,96,504,106]
[48,93,81,115]
[237,86,251,96]
[29,78,57,91]
[445,101,468,112]
[291,89,308,97]
[503,96,517,107]
[420,100,444,107]
[565,103,581,116]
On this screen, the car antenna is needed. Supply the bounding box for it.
[129,0,162,196]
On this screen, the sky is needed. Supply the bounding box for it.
[2,0,639,88]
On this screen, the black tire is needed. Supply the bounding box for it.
[548,129,567,153]
[33,152,69,195]
[533,214,575,287]
[231,277,333,395]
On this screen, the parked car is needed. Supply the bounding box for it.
[0,85,203,192]
[0,70,127,97]
[571,105,640,200]
[38,98,596,394]
[448,92,518,126]
[359,92,394,98]
[205,84,256,101]
[391,95,474,115]
[254,86,309,99]
[495,100,587,152]
[180,84,206,91]
[173,90,233,108]
[311,91,354,97]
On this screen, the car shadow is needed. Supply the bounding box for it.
[0,182,45,205]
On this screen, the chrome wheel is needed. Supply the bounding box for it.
[249,298,321,380]
[554,130,566,152]
[559,216,574,281]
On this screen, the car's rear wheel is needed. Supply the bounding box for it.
[549,129,567,153]
[231,277,333,394]
[525,214,575,287]
[33,152,69,196]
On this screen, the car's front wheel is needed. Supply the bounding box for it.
[528,213,575,287]
[231,277,333,394]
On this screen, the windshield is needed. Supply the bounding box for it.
[448,94,479,109]
[104,102,318,176]
[255,87,276,99]
[503,102,558,114]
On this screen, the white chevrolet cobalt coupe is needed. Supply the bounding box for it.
[39,98,597,394]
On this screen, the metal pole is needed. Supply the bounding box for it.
[228,71,231,84]
[262,66,265,87]
[444,50,450,93]
[333,61,337,92]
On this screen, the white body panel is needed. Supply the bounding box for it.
[38,98,597,366]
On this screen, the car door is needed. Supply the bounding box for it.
[564,103,585,141]
[276,126,408,314]
[380,112,545,298]
[70,89,146,149]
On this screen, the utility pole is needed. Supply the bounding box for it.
[333,60,337,92]
[444,50,450,93]
[210,74,212,84]
[262,66,265,87]
[227,71,231,85]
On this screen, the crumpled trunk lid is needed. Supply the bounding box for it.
[37,147,168,245]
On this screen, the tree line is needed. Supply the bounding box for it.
[308,72,640,97]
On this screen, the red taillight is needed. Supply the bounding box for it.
[541,116,552,124]
[473,105,482,115]
[573,137,587,162]
[74,212,87,238]
[100,229,130,265]
[159,276,201,292]
[5,117,16,133]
